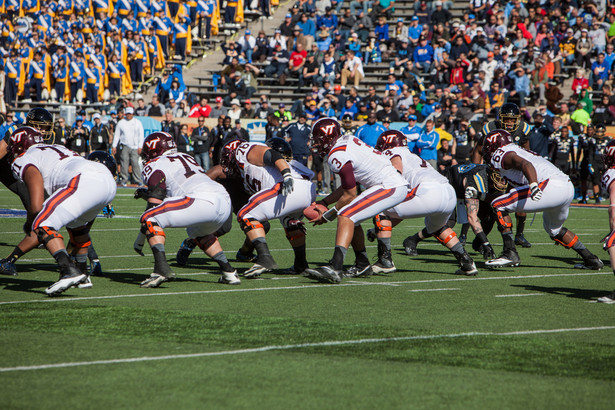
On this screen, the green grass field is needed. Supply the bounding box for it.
[1,187,614,409]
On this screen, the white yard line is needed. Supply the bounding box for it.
[0,325,613,373]
[0,271,610,306]
[408,288,460,292]
[495,293,545,298]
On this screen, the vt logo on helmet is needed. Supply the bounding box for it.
[482,129,512,162]
[7,126,44,162]
[219,138,247,176]
[604,139,615,169]
[141,131,177,162]
[375,130,407,151]
[311,117,341,157]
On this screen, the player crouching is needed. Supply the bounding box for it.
[7,127,117,295]
[368,130,478,275]
[135,132,239,287]
[220,137,316,277]
[598,140,615,303]
[482,129,603,270]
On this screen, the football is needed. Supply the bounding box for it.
[303,202,328,222]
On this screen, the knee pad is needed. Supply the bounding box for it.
[434,227,457,245]
[372,214,392,233]
[496,211,512,231]
[239,217,264,234]
[215,215,234,237]
[195,234,217,251]
[140,220,166,240]
[283,218,306,241]
[552,227,578,248]
[66,226,92,252]
[35,226,63,246]
[262,220,271,234]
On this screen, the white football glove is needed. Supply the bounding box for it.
[281,174,294,196]
[529,182,542,201]
[464,186,478,199]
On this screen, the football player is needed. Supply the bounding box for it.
[482,129,603,270]
[219,137,316,277]
[7,127,117,295]
[472,103,533,248]
[0,108,77,276]
[303,118,410,284]
[598,140,615,303]
[366,130,478,275]
[577,124,610,204]
[402,163,513,262]
[135,132,239,288]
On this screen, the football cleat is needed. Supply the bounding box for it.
[304,265,342,283]
[372,258,396,274]
[485,249,521,269]
[90,260,102,276]
[236,249,257,263]
[515,234,532,248]
[0,259,18,276]
[403,235,419,256]
[176,239,196,266]
[77,275,93,289]
[574,255,604,270]
[454,252,478,276]
[597,290,615,304]
[343,264,373,278]
[45,268,87,296]
[218,270,241,285]
[140,272,176,288]
[243,254,277,279]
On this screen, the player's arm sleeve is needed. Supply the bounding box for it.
[338,161,356,189]
[146,170,167,202]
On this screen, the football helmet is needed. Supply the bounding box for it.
[603,139,615,169]
[482,129,512,162]
[87,150,117,176]
[595,123,607,138]
[219,138,246,176]
[497,103,521,132]
[266,137,293,161]
[311,117,341,157]
[375,130,407,152]
[26,107,54,140]
[341,113,353,128]
[7,126,44,162]
[141,131,177,162]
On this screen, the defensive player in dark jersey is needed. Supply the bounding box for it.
[577,124,610,204]
[549,126,576,175]
[402,164,520,263]
[341,113,359,136]
[471,102,533,249]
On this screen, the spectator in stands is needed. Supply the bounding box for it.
[591,53,610,89]
[210,96,229,118]
[571,102,591,133]
[253,30,270,62]
[279,14,295,38]
[531,61,550,105]
[528,112,554,158]
[353,10,374,43]
[341,50,364,88]
[338,8,356,41]
[255,97,274,119]
[431,1,451,25]
[146,95,165,117]
[437,138,454,174]
[264,43,290,83]
[242,99,255,118]
[189,97,212,118]
[572,69,590,96]
[371,0,395,20]
[417,119,439,169]
[377,101,399,122]
[289,42,308,82]
[168,99,181,117]
[238,30,257,63]
[275,103,293,121]
[135,98,147,116]
[304,99,321,120]
[576,29,594,70]
[169,80,185,103]
[300,53,321,90]
[297,13,316,49]
[508,65,531,107]
[227,99,243,122]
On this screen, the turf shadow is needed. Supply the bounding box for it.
[0,277,50,295]
[511,284,608,300]
[103,271,202,286]
[537,254,590,268]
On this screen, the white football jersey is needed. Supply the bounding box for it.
[602,168,615,193]
[12,144,99,194]
[382,146,448,187]
[235,142,312,194]
[327,135,408,189]
[142,152,228,199]
[490,144,567,186]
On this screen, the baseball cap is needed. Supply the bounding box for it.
[435,1,443,5]
[279,103,285,108]
[125,107,134,115]
[409,115,417,120]
[334,85,341,91]
[469,14,476,19]
[487,51,494,57]
[397,18,404,22]
[76,115,84,121]
[110,109,117,115]
[216,96,222,102]
[231,98,240,105]
[92,113,101,120]
[245,99,251,104]
[286,13,292,18]
[411,16,419,21]
[309,100,317,106]
[245,29,251,35]
[235,119,241,124]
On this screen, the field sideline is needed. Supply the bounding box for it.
[1,187,614,409]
